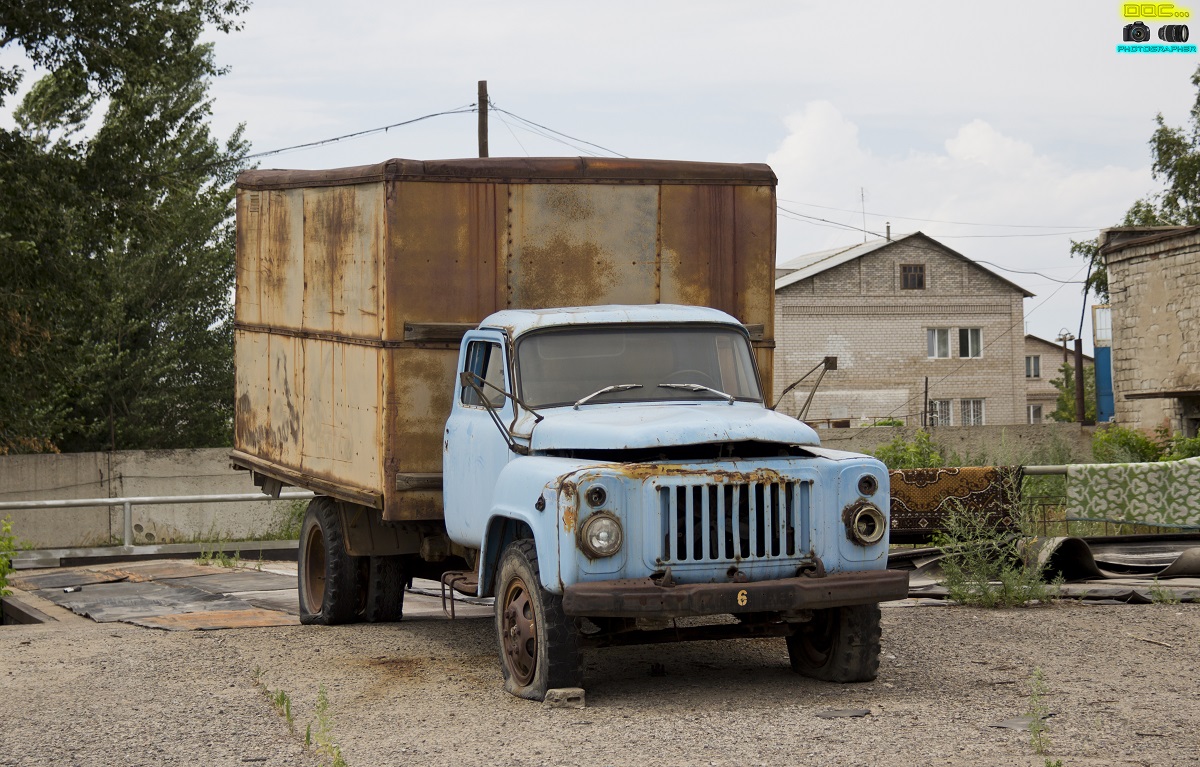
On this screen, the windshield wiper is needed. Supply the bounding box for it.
[658,383,736,405]
[573,384,643,410]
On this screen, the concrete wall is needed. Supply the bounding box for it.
[1104,228,1200,436]
[0,449,300,548]
[774,237,1029,426]
[815,422,1096,466]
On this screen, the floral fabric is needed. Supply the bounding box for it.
[1065,457,1200,528]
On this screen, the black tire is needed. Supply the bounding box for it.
[786,603,882,682]
[361,555,406,623]
[494,539,582,700]
[298,497,361,625]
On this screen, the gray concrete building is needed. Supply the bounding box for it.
[773,233,1032,428]
[1099,226,1200,437]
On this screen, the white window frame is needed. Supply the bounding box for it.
[1025,355,1041,378]
[962,398,985,426]
[959,328,983,358]
[927,328,950,359]
[928,399,952,426]
[1027,404,1043,424]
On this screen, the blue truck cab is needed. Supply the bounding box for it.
[444,304,909,700]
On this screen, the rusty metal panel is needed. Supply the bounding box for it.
[506,184,660,309]
[233,328,272,457]
[382,346,457,521]
[298,338,382,493]
[384,180,502,340]
[659,183,776,400]
[241,188,305,330]
[301,185,384,339]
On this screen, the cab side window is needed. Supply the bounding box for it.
[461,341,506,407]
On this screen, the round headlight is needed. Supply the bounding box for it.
[585,485,607,508]
[579,512,623,558]
[847,503,886,546]
[857,474,879,496]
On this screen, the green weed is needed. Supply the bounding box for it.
[310,684,347,767]
[1149,578,1182,605]
[1027,668,1052,756]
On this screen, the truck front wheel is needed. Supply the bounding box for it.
[298,497,361,625]
[786,603,882,682]
[495,539,582,700]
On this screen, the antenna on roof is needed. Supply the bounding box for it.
[860,187,867,243]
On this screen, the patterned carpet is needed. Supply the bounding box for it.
[888,466,1023,544]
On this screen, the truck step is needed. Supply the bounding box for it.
[439,571,480,619]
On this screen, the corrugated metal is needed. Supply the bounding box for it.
[234,158,778,522]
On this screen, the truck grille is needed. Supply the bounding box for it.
[657,480,811,564]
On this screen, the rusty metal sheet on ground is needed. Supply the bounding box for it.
[7,569,127,591]
[232,589,299,615]
[99,561,224,582]
[35,582,255,623]
[162,571,296,594]
[129,609,299,631]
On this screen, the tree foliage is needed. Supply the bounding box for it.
[1049,362,1097,424]
[1072,65,1200,301]
[0,1,248,453]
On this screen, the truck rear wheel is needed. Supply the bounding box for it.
[495,539,582,701]
[361,555,406,622]
[298,497,361,625]
[786,603,882,682]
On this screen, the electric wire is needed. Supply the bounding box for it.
[488,104,627,158]
[777,197,1099,230]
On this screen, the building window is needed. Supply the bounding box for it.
[959,328,982,358]
[928,399,952,426]
[962,398,985,426]
[901,264,925,290]
[1025,355,1041,378]
[927,328,950,358]
[1028,404,1043,424]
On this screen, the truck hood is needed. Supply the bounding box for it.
[524,403,821,451]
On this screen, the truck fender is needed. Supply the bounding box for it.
[477,509,560,598]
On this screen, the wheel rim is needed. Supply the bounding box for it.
[303,522,327,609]
[796,609,836,667]
[500,575,537,686]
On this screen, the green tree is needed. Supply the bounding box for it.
[0,1,248,452]
[1049,362,1097,424]
[1071,65,1200,300]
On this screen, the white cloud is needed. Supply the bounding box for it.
[768,101,1154,346]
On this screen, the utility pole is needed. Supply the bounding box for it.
[478,80,489,158]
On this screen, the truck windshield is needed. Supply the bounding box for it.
[515,325,762,408]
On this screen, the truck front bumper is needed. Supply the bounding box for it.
[561,569,910,619]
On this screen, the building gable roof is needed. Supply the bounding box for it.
[774,231,1034,297]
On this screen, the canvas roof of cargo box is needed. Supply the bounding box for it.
[236,157,777,189]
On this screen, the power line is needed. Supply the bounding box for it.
[777,197,1099,230]
[242,103,478,161]
[487,102,628,158]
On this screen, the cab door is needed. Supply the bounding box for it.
[444,330,515,546]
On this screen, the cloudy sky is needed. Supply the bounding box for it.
[9,1,1200,352]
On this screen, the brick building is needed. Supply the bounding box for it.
[773,233,1032,427]
[1098,226,1200,437]
[1024,334,1093,424]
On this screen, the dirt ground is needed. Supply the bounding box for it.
[2,585,1198,767]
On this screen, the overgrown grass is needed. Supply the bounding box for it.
[1,516,18,597]
[260,499,307,540]
[1149,577,1182,605]
[195,534,241,568]
[252,670,346,767]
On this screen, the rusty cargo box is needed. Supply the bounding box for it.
[232,157,778,521]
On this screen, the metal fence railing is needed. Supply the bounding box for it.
[0,492,315,548]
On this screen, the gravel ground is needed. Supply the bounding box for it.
[2,593,1198,766]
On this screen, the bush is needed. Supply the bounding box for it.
[1092,425,1163,463]
[870,429,946,469]
[931,501,1059,608]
